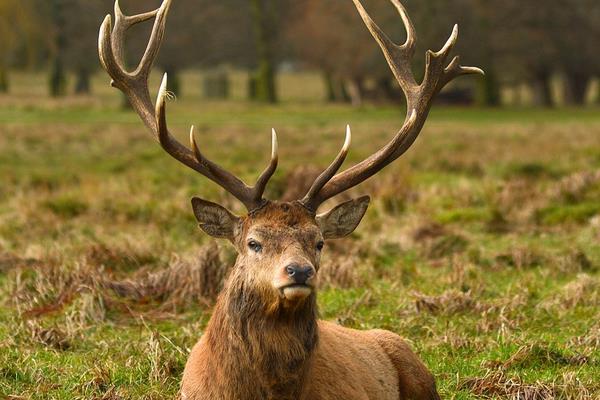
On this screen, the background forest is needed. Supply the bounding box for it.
[0,0,599,106]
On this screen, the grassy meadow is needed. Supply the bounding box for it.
[1,71,599,399]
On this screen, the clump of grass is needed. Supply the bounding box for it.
[570,322,600,350]
[494,247,547,269]
[320,255,362,289]
[107,242,226,307]
[77,365,116,398]
[0,252,40,273]
[557,250,597,274]
[43,195,89,217]
[549,169,600,203]
[503,161,561,179]
[367,172,415,216]
[435,207,491,225]
[278,165,322,201]
[492,344,590,370]
[412,289,480,315]
[26,320,71,351]
[10,243,226,318]
[145,330,184,384]
[84,242,159,273]
[411,221,447,241]
[424,233,469,259]
[460,370,594,400]
[536,202,600,225]
[540,274,600,311]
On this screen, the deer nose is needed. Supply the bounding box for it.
[285,264,315,285]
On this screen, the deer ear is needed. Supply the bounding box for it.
[191,197,241,240]
[316,196,370,239]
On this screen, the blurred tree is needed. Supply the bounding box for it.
[0,0,45,93]
[558,0,600,105]
[286,0,486,105]
[45,0,68,97]
[250,0,278,102]
[62,0,106,94]
[286,0,393,105]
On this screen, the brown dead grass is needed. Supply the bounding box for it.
[319,254,363,289]
[107,242,226,308]
[279,165,323,202]
[412,289,480,315]
[461,370,595,400]
[10,243,228,320]
[485,344,590,370]
[0,252,41,273]
[494,247,547,270]
[539,274,600,311]
[570,322,600,350]
[26,320,71,351]
[549,170,600,203]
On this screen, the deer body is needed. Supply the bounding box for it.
[180,202,437,400]
[182,321,436,400]
[98,0,481,398]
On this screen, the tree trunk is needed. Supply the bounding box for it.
[204,70,230,100]
[163,66,181,97]
[376,77,402,102]
[49,0,67,98]
[475,68,500,107]
[74,68,91,95]
[49,59,67,97]
[324,72,336,102]
[250,0,277,103]
[346,78,364,107]
[531,70,553,107]
[337,79,351,103]
[0,65,8,93]
[564,72,590,106]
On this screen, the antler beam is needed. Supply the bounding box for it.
[98,0,277,211]
[301,0,483,211]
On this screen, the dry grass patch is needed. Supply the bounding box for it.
[539,274,600,311]
[8,243,228,320]
[412,289,480,315]
[460,370,595,400]
[107,242,226,308]
[486,344,590,370]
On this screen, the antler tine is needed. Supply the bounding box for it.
[302,126,352,211]
[99,0,278,211]
[350,0,417,95]
[253,129,279,201]
[301,0,483,210]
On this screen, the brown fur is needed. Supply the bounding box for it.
[181,202,439,400]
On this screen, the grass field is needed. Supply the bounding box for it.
[1,72,599,399]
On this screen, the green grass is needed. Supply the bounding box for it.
[1,71,599,399]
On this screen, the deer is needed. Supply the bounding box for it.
[98,0,482,399]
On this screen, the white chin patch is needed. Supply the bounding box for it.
[282,286,312,301]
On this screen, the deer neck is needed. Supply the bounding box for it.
[203,264,319,400]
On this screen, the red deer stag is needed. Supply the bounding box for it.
[99,0,482,398]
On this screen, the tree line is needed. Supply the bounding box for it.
[0,0,598,106]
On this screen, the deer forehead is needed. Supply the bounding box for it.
[242,202,321,241]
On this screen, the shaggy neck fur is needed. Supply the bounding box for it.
[203,262,319,400]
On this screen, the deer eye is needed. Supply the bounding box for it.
[247,240,262,253]
[316,241,325,251]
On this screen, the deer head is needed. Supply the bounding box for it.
[98,0,482,308]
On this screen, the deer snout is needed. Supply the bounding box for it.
[285,263,315,285]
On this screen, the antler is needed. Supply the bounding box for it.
[98,0,277,211]
[301,0,483,211]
